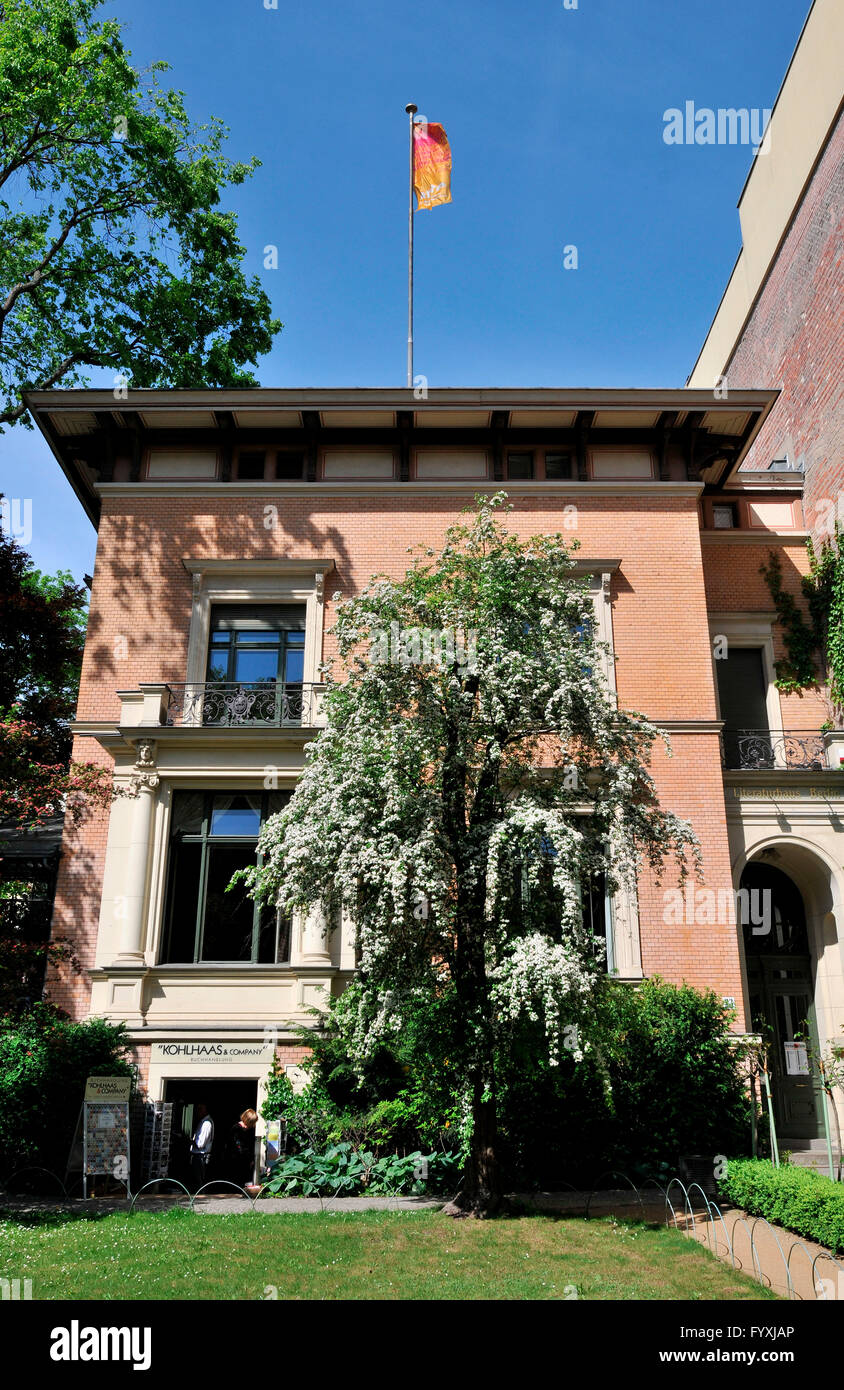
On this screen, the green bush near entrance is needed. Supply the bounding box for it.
[0,1005,133,1179]
[720,1157,844,1255]
[261,977,750,1187]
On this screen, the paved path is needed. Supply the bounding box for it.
[0,1193,444,1215]
[674,1205,844,1302]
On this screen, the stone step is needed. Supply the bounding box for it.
[788,1150,841,1177]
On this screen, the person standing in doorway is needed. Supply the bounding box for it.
[227,1108,258,1188]
[189,1101,214,1192]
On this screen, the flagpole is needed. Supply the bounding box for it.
[405,103,417,389]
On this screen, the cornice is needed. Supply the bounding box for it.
[724,771,844,792]
[70,722,321,753]
[700,530,809,545]
[96,480,705,500]
[182,557,336,576]
[26,386,778,410]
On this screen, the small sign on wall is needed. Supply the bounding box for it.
[784,1041,810,1076]
[84,1076,132,1102]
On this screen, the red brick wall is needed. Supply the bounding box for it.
[723,109,844,539]
[50,489,755,1026]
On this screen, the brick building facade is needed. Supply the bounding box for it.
[27,386,844,1155]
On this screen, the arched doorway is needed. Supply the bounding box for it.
[741,861,823,1141]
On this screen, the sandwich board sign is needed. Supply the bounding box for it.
[82,1076,132,1197]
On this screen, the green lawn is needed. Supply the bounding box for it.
[0,1207,779,1300]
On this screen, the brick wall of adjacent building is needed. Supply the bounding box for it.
[49,488,765,1029]
[723,109,843,538]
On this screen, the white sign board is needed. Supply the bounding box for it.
[784,1041,810,1076]
[150,1042,277,1066]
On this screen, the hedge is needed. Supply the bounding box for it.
[720,1157,844,1255]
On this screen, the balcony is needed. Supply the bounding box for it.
[164,681,323,728]
[721,729,826,772]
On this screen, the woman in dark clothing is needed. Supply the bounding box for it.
[228,1108,258,1188]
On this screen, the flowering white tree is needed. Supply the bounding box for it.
[239,495,699,1212]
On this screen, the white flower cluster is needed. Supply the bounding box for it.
[490,933,597,1065]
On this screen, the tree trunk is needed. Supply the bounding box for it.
[443,1075,504,1217]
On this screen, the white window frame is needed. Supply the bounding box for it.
[572,561,619,701]
[182,559,333,688]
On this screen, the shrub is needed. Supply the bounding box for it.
[494,977,749,1184]
[597,977,749,1173]
[260,976,750,1186]
[261,987,462,1160]
[260,1063,341,1152]
[720,1157,844,1255]
[0,1004,134,1177]
[263,1142,460,1198]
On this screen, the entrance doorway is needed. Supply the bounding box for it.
[164,1078,259,1188]
[741,862,823,1141]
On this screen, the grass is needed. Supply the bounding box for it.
[0,1207,780,1300]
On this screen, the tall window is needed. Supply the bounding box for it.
[162,791,291,964]
[207,605,305,685]
[716,646,770,766]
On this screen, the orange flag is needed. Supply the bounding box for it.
[412,122,452,210]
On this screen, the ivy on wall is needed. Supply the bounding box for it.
[760,531,844,722]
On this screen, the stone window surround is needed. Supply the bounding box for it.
[708,612,783,734]
[140,775,350,971]
[182,558,335,689]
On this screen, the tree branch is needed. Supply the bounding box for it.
[0,351,87,425]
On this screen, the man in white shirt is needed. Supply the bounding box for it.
[189,1101,214,1191]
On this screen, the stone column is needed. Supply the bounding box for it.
[299,904,333,965]
[114,741,159,964]
[609,883,643,980]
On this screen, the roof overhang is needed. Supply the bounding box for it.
[24,386,779,527]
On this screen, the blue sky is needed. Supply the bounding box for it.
[1,0,809,580]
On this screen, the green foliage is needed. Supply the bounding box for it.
[260,1063,342,1152]
[261,977,749,1186]
[759,536,844,718]
[759,549,825,694]
[817,531,844,715]
[0,519,87,760]
[0,1004,133,1175]
[0,516,118,1014]
[598,977,749,1170]
[0,896,76,1021]
[260,989,461,1158]
[0,0,280,427]
[720,1157,844,1255]
[494,977,748,1181]
[263,1142,459,1197]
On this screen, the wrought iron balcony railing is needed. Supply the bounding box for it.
[165,681,320,728]
[721,729,826,771]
